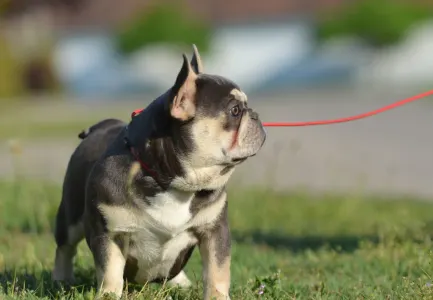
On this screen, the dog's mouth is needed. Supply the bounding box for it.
[219,156,248,168]
[218,156,251,175]
[230,150,260,164]
[231,157,248,164]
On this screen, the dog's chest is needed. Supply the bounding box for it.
[125,190,197,282]
[99,188,226,283]
[145,190,193,230]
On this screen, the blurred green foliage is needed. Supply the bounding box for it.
[0,34,24,100]
[115,1,212,55]
[317,0,432,47]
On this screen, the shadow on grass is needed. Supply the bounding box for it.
[233,230,380,253]
[0,268,96,298]
[0,268,193,299]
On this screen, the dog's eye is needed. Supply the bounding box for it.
[230,105,241,117]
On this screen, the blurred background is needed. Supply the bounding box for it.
[1,0,433,197]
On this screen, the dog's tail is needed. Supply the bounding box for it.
[78,129,90,139]
[78,118,125,140]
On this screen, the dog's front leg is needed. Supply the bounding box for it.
[198,204,231,300]
[90,235,126,299]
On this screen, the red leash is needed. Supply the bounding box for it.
[262,90,433,127]
[131,90,433,127]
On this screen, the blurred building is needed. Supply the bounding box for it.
[1,0,348,30]
[1,0,432,97]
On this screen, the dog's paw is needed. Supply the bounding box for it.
[206,290,231,300]
[51,269,75,285]
[96,291,120,300]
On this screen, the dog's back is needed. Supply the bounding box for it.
[53,118,126,273]
[77,118,124,140]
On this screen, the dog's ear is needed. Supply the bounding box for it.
[171,54,198,121]
[190,44,204,74]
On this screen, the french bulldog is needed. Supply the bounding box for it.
[52,45,266,300]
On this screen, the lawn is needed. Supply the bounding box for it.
[1,180,433,299]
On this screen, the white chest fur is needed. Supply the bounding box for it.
[145,189,194,231]
[131,190,196,282]
[98,189,226,283]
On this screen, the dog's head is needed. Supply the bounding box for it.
[128,45,266,190]
[169,46,266,171]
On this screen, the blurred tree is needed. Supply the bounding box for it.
[0,0,71,99]
[317,0,432,47]
[0,34,23,100]
[0,35,60,100]
[22,55,58,94]
[115,0,211,55]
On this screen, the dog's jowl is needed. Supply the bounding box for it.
[52,45,266,300]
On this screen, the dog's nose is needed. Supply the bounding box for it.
[248,109,259,120]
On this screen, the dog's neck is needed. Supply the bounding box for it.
[125,92,236,192]
[171,163,236,192]
[125,92,180,185]
[126,91,172,144]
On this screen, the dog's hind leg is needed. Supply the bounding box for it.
[52,200,84,283]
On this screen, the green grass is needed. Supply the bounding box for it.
[2,180,433,299]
